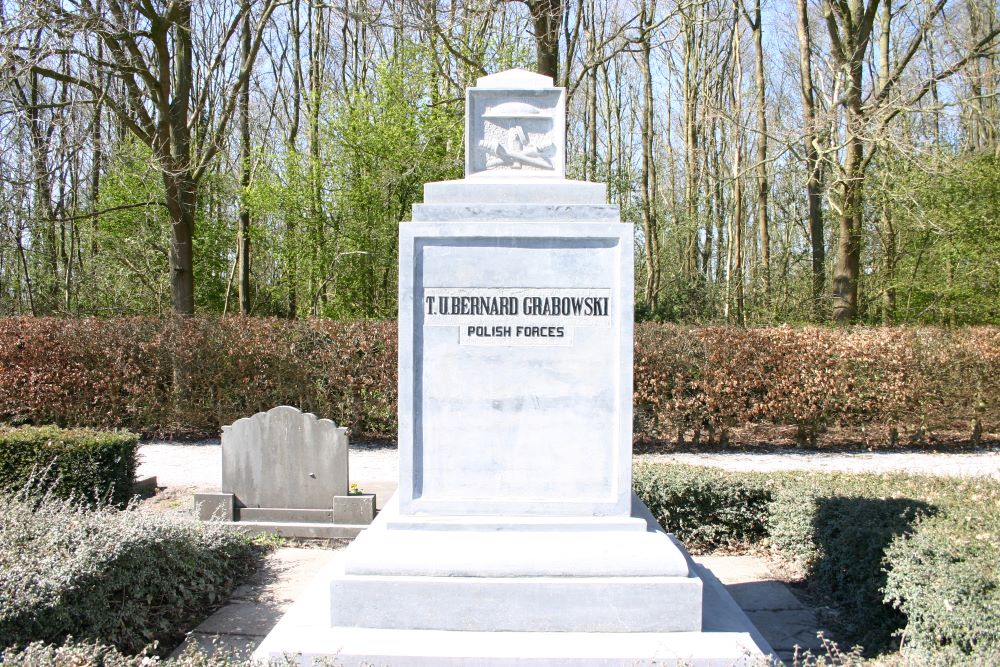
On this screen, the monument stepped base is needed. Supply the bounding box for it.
[321,494,702,633]
[253,552,773,666]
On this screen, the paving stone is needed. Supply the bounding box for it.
[693,553,829,663]
[353,480,397,510]
[232,547,339,603]
[192,600,286,636]
[745,608,828,654]
[170,632,262,660]
[724,580,804,612]
[694,554,773,584]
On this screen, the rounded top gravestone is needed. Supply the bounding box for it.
[221,405,348,509]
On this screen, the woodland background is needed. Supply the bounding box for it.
[1,0,998,325]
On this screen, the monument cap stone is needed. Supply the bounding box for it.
[466,68,566,179]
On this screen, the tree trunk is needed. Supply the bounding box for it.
[833,86,864,323]
[682,10,702,277]
[168,0,195,315]
[527,0,563,80]
[825,0,877,323]
[286,0,303,318]
[879,0,894,325]
[727,12,745,324]
[28,70,57,309]
[751,0,770,304]
[639,0,659,310]
[164,171,197,315]
[238,0,252,315]
[797,0,825,320]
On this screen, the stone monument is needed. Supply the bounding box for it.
[253,70,771,665]
[194,406,374,538]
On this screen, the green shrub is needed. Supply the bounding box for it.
[765,476,933,654]
[0,426,138,506]
[0,640,258,666]
[634,464,1000,659]
[633,462,774,552]
[883,478,1000,660]
[0,493,267,655]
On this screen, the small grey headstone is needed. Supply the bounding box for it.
[221,405,348,509]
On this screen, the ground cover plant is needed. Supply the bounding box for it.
[0,425,138,506]
[2,318,995,447]
[633,463,1000,661]
[0,490,269,656]
[0,641,250,667]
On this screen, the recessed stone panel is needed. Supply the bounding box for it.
[397,223,633,517]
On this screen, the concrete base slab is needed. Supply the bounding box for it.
[194,492,235,521]
[342,493,691,578]
[224,521,366,539]
[133,475,158,495]
[239,508,336,522]
[330,567,702,632]
[424,179,607,205]
[333,493,375,525]
[253,554,774,666]
[411,203,619,222]
[323,494,702,632]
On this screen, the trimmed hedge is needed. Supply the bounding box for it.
[0,493,267,655]
[630,464,774,552]
[633,463,1000,659]
[0,317,395,439]
[0,426,138,506]
[1,317,996,443]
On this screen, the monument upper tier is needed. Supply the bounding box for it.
[416,68,613,215]
[466,69,566,179]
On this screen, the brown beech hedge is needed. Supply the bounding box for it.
[0,317,995,443]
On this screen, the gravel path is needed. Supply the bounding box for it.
[138,440,1000,490]
[639,449,1000,479]
[137,441,398,490]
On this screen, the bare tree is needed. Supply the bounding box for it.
[238,0,253,315]
[796,0,825,320]
[525,0,564,79]
[10,0,281,314]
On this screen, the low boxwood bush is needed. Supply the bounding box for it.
[634,463,1000,660]
[0,492,267,655]
[0,640,246,667]
[883,479,1000,659]
[633,463,774,552]
[767,476,933,654]
[0,426,138,506]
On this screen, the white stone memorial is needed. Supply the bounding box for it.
[254,70,771,665]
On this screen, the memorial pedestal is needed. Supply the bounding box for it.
[327,494,701,633]
[253,70,771,666]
